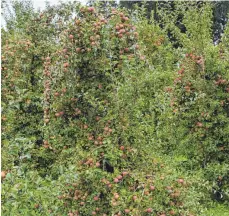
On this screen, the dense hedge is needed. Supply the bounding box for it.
[1,1,229,215]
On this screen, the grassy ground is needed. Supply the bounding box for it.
[204,203,229,216]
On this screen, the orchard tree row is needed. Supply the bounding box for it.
[1,1,229,215]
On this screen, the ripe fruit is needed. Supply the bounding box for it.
[146,208,152,213]
[120,146,125,151]
[169,210,176,215]
[97,136,102,141]
[46,57,51,61]
[1,171,6,179]
[114,194,119,200]
[150,185,155,191]
[124,209,130,214]
[197,59,202,64]
[117,175,122,180]
[119,50,124,55]
[196,122,203,127]
[104,127,109,131]
[44,140,48,145]
[75,19,80,25]
[122,171,128,176]
[76,48,81,53]
[93,196,99,201]
[124,48,129,52]
[44,119,50,123]
[133,32,138,37]
[144,190,149,195]
[114,178,119,183]
[69,34,74,39]
[140,56,145,60]
[112,201,117,206]
[121,16,128,22]
[177,178,184,184]
[96,162,100,167]
[88,7,95,12]
[132,195,137,201]
[119,29,125,34]
[118,34,123,38]
[55,113,60,117]
[63,62,69,68]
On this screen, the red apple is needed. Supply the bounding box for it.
[55,113,60,117]
[114,178,119,183]
[169,210,175,215]
[177,178,184,184]
[118,34,123,38]
[120,146,125,151]
[124,48,129,52]
[117,175,123,180]
[63,62,69,68]
[88,7,95,12]
[75,20,80,25]
[146,208,152,213]
[44,119,50,123]
[133,195,137,201]
[93,196,99,201]
[124,209,130,214]
[46,57,51,61]
[150,185,155,191]
[1,171,6,179]
[76,48,81,53]
[122,171,128,176]
[114,194,119,200]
